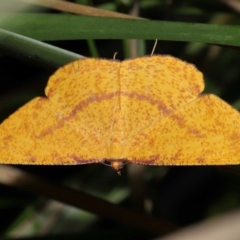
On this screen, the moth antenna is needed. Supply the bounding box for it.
[113,52,118,60]
[150,39,158,56]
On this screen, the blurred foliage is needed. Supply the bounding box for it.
[1,0,240,239]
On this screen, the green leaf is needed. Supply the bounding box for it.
[0,14,240,47]
[0,29,83,68]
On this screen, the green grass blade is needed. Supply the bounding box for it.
[0,14,240,47]
[0,29,83,69]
